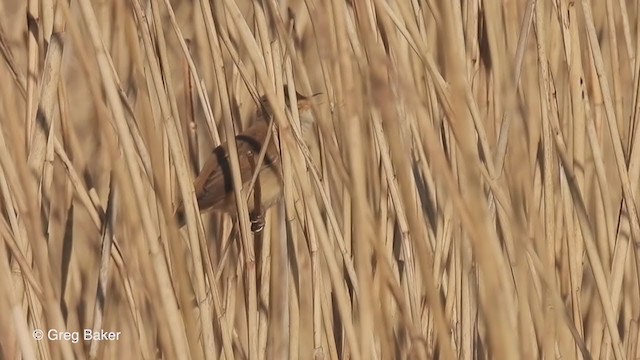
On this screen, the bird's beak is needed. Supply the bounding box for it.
[309,92,326,105]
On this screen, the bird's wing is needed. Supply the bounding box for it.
[194,122,281,210]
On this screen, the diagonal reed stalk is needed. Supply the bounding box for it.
[1,0,640,359]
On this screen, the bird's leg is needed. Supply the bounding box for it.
[248,152,265,233]
[249,205,265,233]
[249,211,265,233]
[247,151,266,289]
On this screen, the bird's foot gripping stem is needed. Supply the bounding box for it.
[249,210,265,233]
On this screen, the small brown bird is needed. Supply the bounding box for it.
[174,89,322,227]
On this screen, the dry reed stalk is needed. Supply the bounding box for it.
[3,0,640,359]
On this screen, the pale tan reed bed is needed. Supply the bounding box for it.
[0,0,639,359]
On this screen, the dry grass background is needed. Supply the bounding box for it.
[0,0,639,359]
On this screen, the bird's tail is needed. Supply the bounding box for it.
[173,204,186,228]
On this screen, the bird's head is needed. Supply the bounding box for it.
[258,88,323,116]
